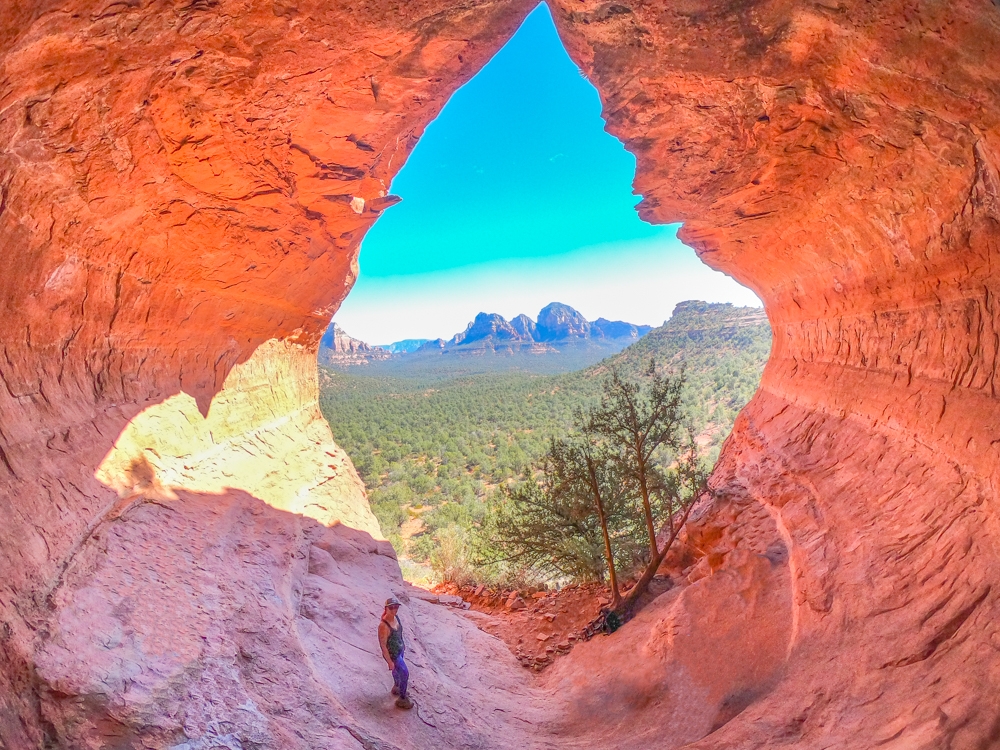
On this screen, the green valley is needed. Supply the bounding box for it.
[318,301,771,583]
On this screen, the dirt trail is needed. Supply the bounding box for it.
[428,582,609,670]
[28,468,790,749]
[350,492,795,749]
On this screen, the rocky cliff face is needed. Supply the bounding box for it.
[550,1,1000,746]
[438,302,650,352]
[535,302,592,340]
[452,311,525,345]
[510,313,539,340]
[591,317,653,340]
[318,323,391,366]
[1,1,998,748]
[0,1,537,744]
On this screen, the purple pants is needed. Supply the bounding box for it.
[392,653,409,699]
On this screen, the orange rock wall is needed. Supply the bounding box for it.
[548,0,1000,745]
[0,1,537,744]
[1,0,999,747]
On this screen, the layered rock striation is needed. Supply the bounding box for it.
[550,0,1000,745]
[0,0,539,744]
[1,0,999,748]
[318,323,391,366]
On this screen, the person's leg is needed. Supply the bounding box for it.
[391,657,403,695]
[392,655,409,699]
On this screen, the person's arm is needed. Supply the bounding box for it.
[378,620,394,670]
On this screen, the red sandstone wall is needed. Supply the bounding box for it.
[548,0,1000,745]
[1,0,999,747]
[0,1,537,744]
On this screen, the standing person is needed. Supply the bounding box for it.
[378,597,412,709]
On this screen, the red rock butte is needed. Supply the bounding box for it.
[1,1,998,748]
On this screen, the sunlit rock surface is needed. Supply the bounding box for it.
[97,338,378,534]
[553,1,1000,746]
[1,0,998,747]
[318,323,391,367]
[0,0,539,744]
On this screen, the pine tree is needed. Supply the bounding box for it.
[581,360,708,622]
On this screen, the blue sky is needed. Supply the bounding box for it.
[334,3,759,345]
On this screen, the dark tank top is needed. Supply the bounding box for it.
[386,617,404,659]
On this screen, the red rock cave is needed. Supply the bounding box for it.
[1,1,999,748]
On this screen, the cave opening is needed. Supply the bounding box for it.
[315,2,767,590]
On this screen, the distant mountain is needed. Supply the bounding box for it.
[509,314,535,339]
[536,302,590,340]
[318,324,390,366]
[592,318,653,340]
[321,303,656,376]
[415,338,447,353]
[450,312,529,347]
[588,301,769,381]
[381,339,430,354]
[429,302,651,352]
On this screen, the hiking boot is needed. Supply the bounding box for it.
[391,686,399,696]
[395,697,413,710]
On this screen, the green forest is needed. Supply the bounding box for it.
[318,302,771,584]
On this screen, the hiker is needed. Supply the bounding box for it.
[378,596,412,709]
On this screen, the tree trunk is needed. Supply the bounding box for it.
[586,454,620,607]
[635,451,658,560]
[614,487,702,616]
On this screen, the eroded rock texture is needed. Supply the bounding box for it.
[550,1,1000,746]
[1,0,999,748]
[0,1,537,745]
